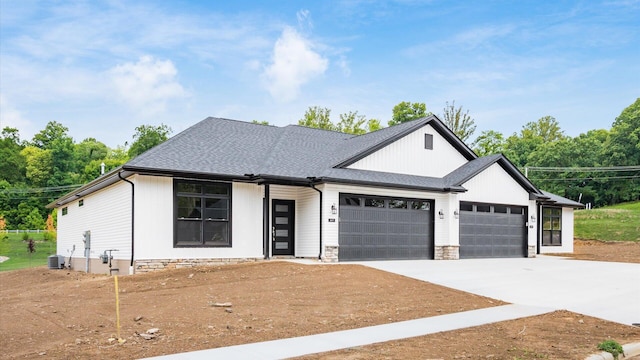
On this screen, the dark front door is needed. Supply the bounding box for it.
[272,200,295,256]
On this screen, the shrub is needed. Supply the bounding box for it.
[598,340,624,360]
[43,231,56,242]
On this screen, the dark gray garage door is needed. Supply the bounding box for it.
[459,202,527,259]
[339,194,434,261]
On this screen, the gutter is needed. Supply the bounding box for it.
[308,180,323,260]
[118,171,135,273]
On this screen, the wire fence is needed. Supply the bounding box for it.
[1,229,56,234]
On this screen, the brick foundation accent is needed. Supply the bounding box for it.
[435,245,459,260]
[134,258,260,273]
[527,245,536,258]
[322,245,339,263]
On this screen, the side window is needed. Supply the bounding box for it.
[424,134,434,150]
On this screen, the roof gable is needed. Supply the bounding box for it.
[444,153,541,195]
[333,115,477,168]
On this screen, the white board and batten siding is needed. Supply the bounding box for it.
[57,180,132,262]
[269,185,320,258]
[347,124,469,178]
[137,178,264,260]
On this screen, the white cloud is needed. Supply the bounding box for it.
[297,9,313,30]
[262,27,328,102]
[109,56,187,116]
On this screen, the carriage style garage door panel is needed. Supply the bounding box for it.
[339,194,434,261]
[459,202,527,259]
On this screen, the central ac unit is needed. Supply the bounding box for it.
[48,255,65,269]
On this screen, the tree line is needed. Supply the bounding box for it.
[1,98,638,230]
[291,98,640,207]
[0,123,171,230]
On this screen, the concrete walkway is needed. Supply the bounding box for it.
[142,304,553,360]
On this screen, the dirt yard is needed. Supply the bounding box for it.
[1,240,638,360]
[548,239,640,264]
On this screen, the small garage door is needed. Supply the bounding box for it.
[459,202,527,259]
[339,194,434,261]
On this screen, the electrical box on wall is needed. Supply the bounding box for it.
[83,231,91,255]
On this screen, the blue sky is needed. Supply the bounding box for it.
[1,0,639,148]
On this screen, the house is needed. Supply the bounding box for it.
[48,116,584,274]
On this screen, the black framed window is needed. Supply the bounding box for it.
[542,207,562,246]
[174,180,231,247]
[62,207,68,215]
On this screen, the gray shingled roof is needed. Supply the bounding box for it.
[50,116,588,210]
[540,190,585,208]
[123,116,475,186]
[50,116,582,208]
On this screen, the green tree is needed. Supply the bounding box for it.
[366,118,383,132]
[473,130,505,156]
[31,121,70,149]
[521,116,565,142]
[502,116,565,169]
[21,146,53,187]
[603,98,640,166]
[48,134,77,186]
[441,101,476,142]
[0,127,26,184]
[251,120,270,125]
[298,106,336,131]
[81,158,128,182]
[389,101,431,126]
[336,111,367,135]
[128,124,172,158]
[30,121,77,186]
[601,98,640,204]
[23,207,46,230]
[75,138,108,171]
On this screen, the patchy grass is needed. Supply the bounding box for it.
[0,232,57,271]
[575,201,640,242]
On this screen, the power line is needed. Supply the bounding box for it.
[530,175,640,182]
[0,184,82,194]
[526,165,640,173]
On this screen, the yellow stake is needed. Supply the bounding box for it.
[114,275,122,342]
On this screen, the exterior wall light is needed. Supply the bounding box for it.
[331,204,337,215]
[438,209,444,219]
[453,209,459,219]
[530,215,536,222]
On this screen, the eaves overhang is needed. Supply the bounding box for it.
[318,176,467,193]
[46,166,132,208]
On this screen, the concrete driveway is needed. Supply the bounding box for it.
[359,256,640,326]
